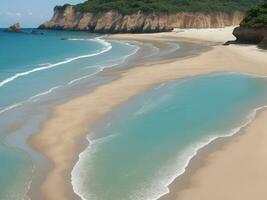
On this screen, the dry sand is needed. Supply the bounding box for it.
[109,26,237,42]
[161,109,267,200]
[30,27,267,200]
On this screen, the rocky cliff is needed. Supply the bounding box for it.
[233,26,267,49]
[39,6,244,33]
[233,26,267,44]
[5,23,21,32]
[232,0,267,49]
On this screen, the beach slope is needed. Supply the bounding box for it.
[30,27,267,200]
[162,110,267,200]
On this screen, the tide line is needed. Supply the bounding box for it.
[0,85,62,115]
[152,104,267,200]
[0,38,112,88]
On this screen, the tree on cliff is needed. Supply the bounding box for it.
[240,0,267,28]
[66,0,263,14]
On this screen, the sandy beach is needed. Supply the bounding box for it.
[29,27,267,200]
[161,109,267,200]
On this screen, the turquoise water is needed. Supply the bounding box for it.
[0,144,32,200]
[0,29,138,113]
[72,73,267,200]
[0,29,139,200]
[2,29,267,200]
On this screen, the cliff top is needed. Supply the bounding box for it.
[55,0,263,14]
[240,0,267,28]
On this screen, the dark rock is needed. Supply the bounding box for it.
[233,26,267,50]
[223,40,239,46]
[31,30,44,35]
[258,35,267,49]
[233,26,267,44]
[4,23,21,33]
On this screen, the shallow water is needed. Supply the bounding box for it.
[0,27,184,199]
[0,29,140,200]
[72,73,267,200]
[0,144,32,200]
[0,29,139,114]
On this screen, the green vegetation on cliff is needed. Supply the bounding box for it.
[56,0,262,14]
[240,0,267,28]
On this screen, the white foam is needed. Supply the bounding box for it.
[68,36,111,50]
[0,38,112,88]
[122,105,266,200]
[0,103,23,115]
[0,38,141,115]
[71,133,118,200]
[71,101,267,200]
[0,85,62,115]
[28,86,61,102]
[143,105,267,200]
[70,71,267,200]
[22,165,36,200]
[68,40,140,85]
[68,69,103,85]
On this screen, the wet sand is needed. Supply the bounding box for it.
[30,27,267,200]
[161,109,267,200]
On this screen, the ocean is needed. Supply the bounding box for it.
[1,29,267,200]
[0,29,140,200]
[0,29,140,115]
[72,73,267,200]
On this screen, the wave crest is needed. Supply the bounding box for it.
[0,38,112,88]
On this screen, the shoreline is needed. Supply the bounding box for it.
[159,104,267,200]
[28,37,211,200]
[29,27,267,200]
[27,37,210,200]
[160,107,267,200]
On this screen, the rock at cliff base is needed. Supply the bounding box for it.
[258,35,267,49]
[5,23,21,33]
[31,29,44,35]
[233,26,267,44]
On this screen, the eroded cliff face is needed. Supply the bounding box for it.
[39,6,244,33]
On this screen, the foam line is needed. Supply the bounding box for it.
[28,86,61,102]
[0,85,61,115]
[0,38,112,88]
